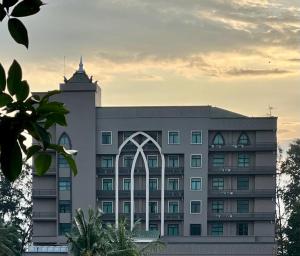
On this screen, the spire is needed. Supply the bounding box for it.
[78,56,84,73]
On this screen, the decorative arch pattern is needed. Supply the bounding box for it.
[58,132,72,149]
[115,131,165,236]
[212,132,225,145]
[238,132,250,145]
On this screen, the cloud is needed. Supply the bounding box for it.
[226,68,290,76]
[288,58,300,62]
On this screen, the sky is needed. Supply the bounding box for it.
[0,0,299,149]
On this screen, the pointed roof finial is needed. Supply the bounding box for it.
[78,56,84,73]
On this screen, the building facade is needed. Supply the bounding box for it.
[28,62,277,255]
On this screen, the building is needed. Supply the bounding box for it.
[27,60,277,255]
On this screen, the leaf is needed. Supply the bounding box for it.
[32,123,51,148]
[44,113,67,129]
[40,90,60,103]
[8,18,29,48]
[16,80,29,101]
[37,101,69,115]
[0,4,6,22]
[0,63,6,91]
[0,140,23,182]
[11,0,44,17]
[7,60,22,96]
[26,144,42,159]
[0,92,13,107]
[2,0,19,8]
[34,153,51,176]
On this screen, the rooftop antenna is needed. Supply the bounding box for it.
[268,105,274,117]
[78,56,84,73]
[63,56,66,77]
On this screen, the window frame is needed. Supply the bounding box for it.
[167,155,179,168]
[191,130,203,145]
[167,224,179,236]
[102,178,113,191]
[190,200,202,214]
[190,177,203,191]
[149,178,159,191]
[237,223,249,236]
[190,154,203,168]
[167,178,180,190]
[237,176,249,190]
[168,200,179,213]
[101,155,114,168]
[58,179,71,191]
[211,223,224,236]
[190,224,202,236]
[237,199,249,213]
[237,132,250,146]
[212,153,225,167]
[101,131,112,145]
[123,178,131,191]
[168,131,180,145]
[147,154,158,168]
[149,201,159,214]
[238,153,250,167]
[212,132,225,145]
[123,154,134,168]
[123,201,130,214]
[212,200,224,213]
[212,177,224,191]
[102,201,114,214]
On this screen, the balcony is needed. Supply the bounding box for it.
[207,212,275,221]
[97,167,184,176]
[208,166,276,175]
[97,190,184,199]
[32,189,56,198]
[209,143,277,152]
[32,212,56,221]
[120,143,160,152]
[208,189,275,198]
[101,212,183,221]
[33,168,56,176]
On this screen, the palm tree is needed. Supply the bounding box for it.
[0,221,21,256]
[66,208,110,256]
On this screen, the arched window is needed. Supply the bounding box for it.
[58,133,72,149]
[238,133,250,145]
[212,133,225,145]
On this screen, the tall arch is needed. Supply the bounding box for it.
[58,132,72,149]
[115,131,165,236]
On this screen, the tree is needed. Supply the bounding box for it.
[0,0,77,182]
[0,162,32,253]
[0,221,21,256]
[278,139,300,256]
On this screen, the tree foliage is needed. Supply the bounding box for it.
[0,0,78,182]
[0,163,32,253]
[0,221,21,256]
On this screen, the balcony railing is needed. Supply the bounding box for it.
[208,189,275,198]
[207,212,275,221]
[97,189,184,199]
[32,212,56,220]
[33,168,56,176]
[101,212,184,221]
[97,167,184,176]
[208,166,276,175]
[209,142,277,152]
[32,189,56,198]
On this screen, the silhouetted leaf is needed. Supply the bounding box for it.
[40,90,60,103]
[34,153,51,176]
[32,123,51,148]
[11,0,44,17]
[37,101,69,115]
[0,92,13,107]
[0,63,6,91]
[7,60,22,96]
[8,18,28,48]
[44,113,67,129]
[0,4,6,21]
[0,140,22,182]
[2,0,19,8]
[26,144,42,160]
[16,80,29,101]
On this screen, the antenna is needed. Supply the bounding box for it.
[268,105,274,117]
[63,56,66,77]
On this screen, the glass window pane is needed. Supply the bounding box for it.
[213,133,224,145]
[212,200,224,213]
[148,155,158,168]
[149,223,158,231]
[59,223,71,235]
[123,179,131,190]
[237,200,249,213]
[168,179,179,190]
[168,201,179,213]
[212,154,225,167]
[190,224,201,236]
[167,224,179,236]
[237,223,248,236]
[123,202,130,214]
[102,132,112,145]
[191,155,202,168]
[192,131,202,144]
[103,202,113,213]
[168,131,179,144]
[168,155,179,168]
[123,155,134,168]
[59,179,71,191]
[101,156,113,168]
[191,178,202,190]
[191,201,201,213]
[59,200,71,213]
[211,223,223,236]
[149,179,158,191]
[238,153,250,167]
[150,202,158,213]
[238,133,250,145]
[237,177,249,190]
[212,177,224,190]
[102,178,113,191]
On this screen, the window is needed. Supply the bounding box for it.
[59,179,71,191]
[237,177,249,190]
[101,131,112,145]
[101,156,113,168]
[149,178,158,191]
[212,154,225,167]
[212,177,224,191]
[237,200,249,213]
[123,202,130,214]
[147,155,158,168]
[190,178,202,191]
[238,133,250,145]
[58,154,69,168]
[123,155,134,168]
[212,133,225,145]
[238,153,250,167]
[190,200,201,214]
[167,224,179,236]
[59,133,71,149]
[168,131,180,144]
[102,178,113,191]
[123,178,131,191]
[149,223,158,231]
[59,200,71,213]
[191,131,202,144]
[168,155,179,168]
[59,223,71,235]
[168,201,179,213]
[191,154,202,168]
[168,178,179,190]
[149,201,158,214]
[212,200,224,213]
[211,223,223,236]
[190,224,201,236]
[102,201,113,213]
[237,223,248,236]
